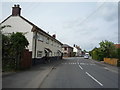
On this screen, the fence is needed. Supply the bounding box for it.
[104,58,118,66]
[20,49,32,69]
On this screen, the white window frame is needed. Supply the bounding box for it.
[37,51,43,57]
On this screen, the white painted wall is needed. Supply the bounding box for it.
[1,16,33,51]
[32,32,62,58]
[73,47,82,56]
[73,47,77,52]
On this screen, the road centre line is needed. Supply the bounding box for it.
[85,72,103,86]
[78,65,83,70]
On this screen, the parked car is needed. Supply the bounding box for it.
[84,53,89,59]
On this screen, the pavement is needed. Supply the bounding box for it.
[2,59,62,88]
[2,57,119,88]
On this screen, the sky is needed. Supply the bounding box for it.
[1,1,118,51]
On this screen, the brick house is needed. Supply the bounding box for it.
[62,44,73,57]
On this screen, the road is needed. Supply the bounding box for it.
[2,57,118,88]
[40,57,118,88]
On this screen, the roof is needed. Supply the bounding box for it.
[114,44,120,48]
[76,46,81,50]
[0,15,63,45]
[62,44,73,49]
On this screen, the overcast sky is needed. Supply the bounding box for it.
[1,2,118,51]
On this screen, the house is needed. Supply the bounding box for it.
[73,44,82,57]
[62,44,73,57]
[1,4,63,61]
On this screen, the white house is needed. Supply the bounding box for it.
[1,4,63,60]
[73,44,82,57]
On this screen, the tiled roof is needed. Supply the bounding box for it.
[62,44,73,48]
[114,44,120,48]
[76,46,81,50]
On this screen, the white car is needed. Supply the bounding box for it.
[84,53,89,59]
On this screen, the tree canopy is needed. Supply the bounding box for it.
[91,40,117,61]
[2,32,29,71]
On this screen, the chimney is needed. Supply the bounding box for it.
[52,34,56,38]
[12,4,21,16]
[73,44,75,47]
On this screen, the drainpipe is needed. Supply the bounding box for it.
[34,31,37,59]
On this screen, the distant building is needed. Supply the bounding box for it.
[114,44,120,48]
[62,44,73,57]
[73,44,82,57]
[1,4,63,60]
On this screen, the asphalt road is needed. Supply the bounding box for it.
[2,57,118,88]
[40,57,118,88]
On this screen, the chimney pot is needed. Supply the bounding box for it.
[17,4,20,7]
[52,34,56,38]
[14,4,17,7]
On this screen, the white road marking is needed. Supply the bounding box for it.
[85,72,103,86]
[104,67,109,70]
[80,63,86,65]
[78,65,83,70]
[79,63,96,66]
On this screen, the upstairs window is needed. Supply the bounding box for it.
[46,38,49,44]
[37,33,44,42]
[64,47,67,50]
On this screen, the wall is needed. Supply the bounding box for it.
[62,47,73,57]
[68,48,73,57]
[32,31,62,59]
[73,47,77,52]
[1,16,33,51]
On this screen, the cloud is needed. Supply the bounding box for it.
[61,2,118,51]
[96,2,118,22]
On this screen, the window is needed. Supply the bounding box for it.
[37,33,44,42]
[64,47,67,50]
[46,38,49,44]
[37,51,42,57]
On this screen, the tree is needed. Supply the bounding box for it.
[2,34,12,71]
[10,32,29,69]
[91,40,117,61]
[2,32,29,71]
[99,40,116,58]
